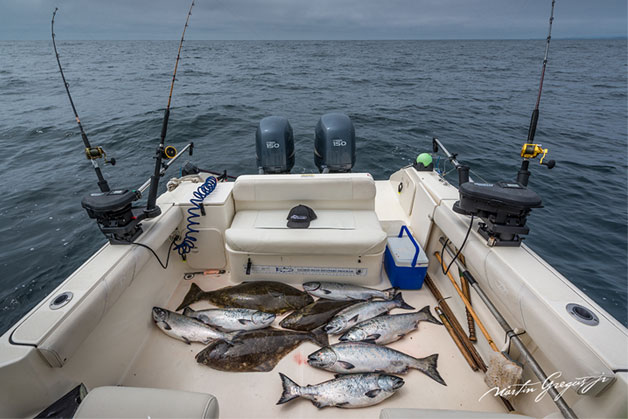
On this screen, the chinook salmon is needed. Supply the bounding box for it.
[324,293,414,335]
[339,305,442,344]
[302,281,398,301]
[277,372,404,409]
[152,307,239,344]
[307,342,446,386]
[176,281,314,314]
[183,307,275,331]
[196,327,329,372]
[279,299,359,331]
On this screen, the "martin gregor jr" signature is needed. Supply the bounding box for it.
[479,371,611,402]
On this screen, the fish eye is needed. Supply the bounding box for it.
[303,282,320,291]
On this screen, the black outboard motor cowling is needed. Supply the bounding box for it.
[256,116,295,174]
[314,113,356,173]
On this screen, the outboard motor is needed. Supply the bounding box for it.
[314,113,356,173]
[255,116,295,174]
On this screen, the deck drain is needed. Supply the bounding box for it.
[50,291,73,310]
[566,303,599,326]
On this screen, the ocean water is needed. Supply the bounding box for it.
[0,40,626,335]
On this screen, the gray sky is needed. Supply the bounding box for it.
[1,0,626,40]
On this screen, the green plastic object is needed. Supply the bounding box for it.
[416,153,433,166]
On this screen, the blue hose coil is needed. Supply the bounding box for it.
[175,176,217,259]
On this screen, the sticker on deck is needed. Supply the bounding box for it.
[246,264,367,276]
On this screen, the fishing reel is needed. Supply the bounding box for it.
[163,145,177,159]
[520,143,555,169]
[85,146,116,165]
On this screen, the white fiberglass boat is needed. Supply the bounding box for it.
[2,3,625,418]
[0,129,626,418]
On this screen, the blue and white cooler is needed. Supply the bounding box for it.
[384,226,429,289]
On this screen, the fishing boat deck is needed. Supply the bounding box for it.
[121,270,507,418]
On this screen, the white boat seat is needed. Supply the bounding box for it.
[226,209,386,255]
[379,408,534,419]
[73,386,219,419]
[225,173,386,283]
[226,173,386,256]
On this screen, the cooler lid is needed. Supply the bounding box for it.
[387,236,429,267]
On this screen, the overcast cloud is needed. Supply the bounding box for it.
[1,0,626,40]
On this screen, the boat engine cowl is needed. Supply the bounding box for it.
[81,189,144,244]
[453,167,542,247]
[314,113,356,173]
[256,116,295,174]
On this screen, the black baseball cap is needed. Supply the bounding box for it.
[287,205,317,229]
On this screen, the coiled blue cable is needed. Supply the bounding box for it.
[175,176,217,259]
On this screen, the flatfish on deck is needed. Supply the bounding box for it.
[196,328,329,372]
[176,281,314,314]
[279,299,360,331]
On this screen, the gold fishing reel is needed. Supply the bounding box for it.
[520,143,555,169]
[163,145,177,159]
[85,146,115,165]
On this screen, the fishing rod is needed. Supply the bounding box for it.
[51,8,115,193]
[145,0,196,218]
[520,0,556,175]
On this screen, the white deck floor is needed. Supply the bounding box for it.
[121,271,507,418]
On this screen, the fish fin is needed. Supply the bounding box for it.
[322,289,332,294]
[335,402,349,408]
[393,293,415,310]
[277,373,301,405]
[312,401,326,409]
[348,314,360,324]
[396,333,406,340]
[162,321,172,331]
[310,326,330,347]
[176,283,206,311]
[365,389,381,398]
[182,307,195,316]
[337,360,355,370]
[238,319,252,325]
[418,305,443,325]
[182,336,191,345]
[224,331,242,344]
[415,353,447,386]
[383,287,399,299]
[366,334,381,342]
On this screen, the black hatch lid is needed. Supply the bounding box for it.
[459,181,542,208]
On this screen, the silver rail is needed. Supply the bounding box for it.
[432,137,474,182]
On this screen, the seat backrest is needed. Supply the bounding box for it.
[232,173,376,211]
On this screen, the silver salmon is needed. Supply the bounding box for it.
[324,293,414,335]
[307,342,446,386]
[277,372,404,408]
[339,305,442,344]
[152,307,238,344]
[183,307,275,331]
[303,281,397,301]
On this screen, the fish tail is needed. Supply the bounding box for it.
[182,307,195,317]
[383,287,399,300]
[414,353,447,386]
[277,373,301,404]
[176,283,205,311]
[418,305,442,325]
[310,326,330,347]
[393,292,415,310]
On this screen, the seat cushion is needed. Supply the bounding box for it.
[73,386,219,419]
[226,209,386,255]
